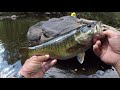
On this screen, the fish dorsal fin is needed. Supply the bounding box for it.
[77,52,85,64]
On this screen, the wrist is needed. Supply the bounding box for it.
[18,67,44,78]
[15,73,26,78]
[18,68,29,78]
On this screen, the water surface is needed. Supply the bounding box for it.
[0,17,47,64]
[0,16,117,78]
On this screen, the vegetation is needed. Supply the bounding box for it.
[0,12,120,28]
[78,12,120,28]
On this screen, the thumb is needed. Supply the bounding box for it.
[103,29,120,38]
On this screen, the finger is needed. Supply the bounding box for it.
[102,29,120,38]
[95,40,101,47]
[92,38,98,45]
[43,59,57,71]
[43,59,57,66]
[93,44,101,57]
[31,55,50,62]
[92,33,106,45]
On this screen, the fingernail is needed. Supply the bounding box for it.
[45,55,49,58]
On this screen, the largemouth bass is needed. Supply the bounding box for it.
[28,21,103,64]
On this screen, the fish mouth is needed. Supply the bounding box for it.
[93,21,102,34]
[92,21,106,41]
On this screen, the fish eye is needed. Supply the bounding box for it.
[87,24,91,28]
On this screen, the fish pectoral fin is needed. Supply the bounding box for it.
[77,52,85,64]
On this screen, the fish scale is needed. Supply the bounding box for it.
[28,22,103,64]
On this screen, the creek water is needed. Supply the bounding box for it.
[0,16,118,78]
[0,16,46,77]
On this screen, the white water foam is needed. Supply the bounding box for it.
[0,42,22,78]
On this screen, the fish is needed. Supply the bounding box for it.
[28,21,104,64]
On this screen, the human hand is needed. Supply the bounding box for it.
[93,29,120,67]
[18,55,57,78]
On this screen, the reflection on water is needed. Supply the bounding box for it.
[0,17,47,77]
[0,17,46,64]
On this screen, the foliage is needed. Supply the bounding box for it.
[77,12,120,28]
[1,12,120,28]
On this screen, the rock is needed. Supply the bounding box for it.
[0,15,19,20]
[44,66,119,78]
[44,67,80,78]
[27,16,83,43]
[88,67,119,78]
[27,16,117,44]
[10,15,17,20]
[27,21,46,42]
